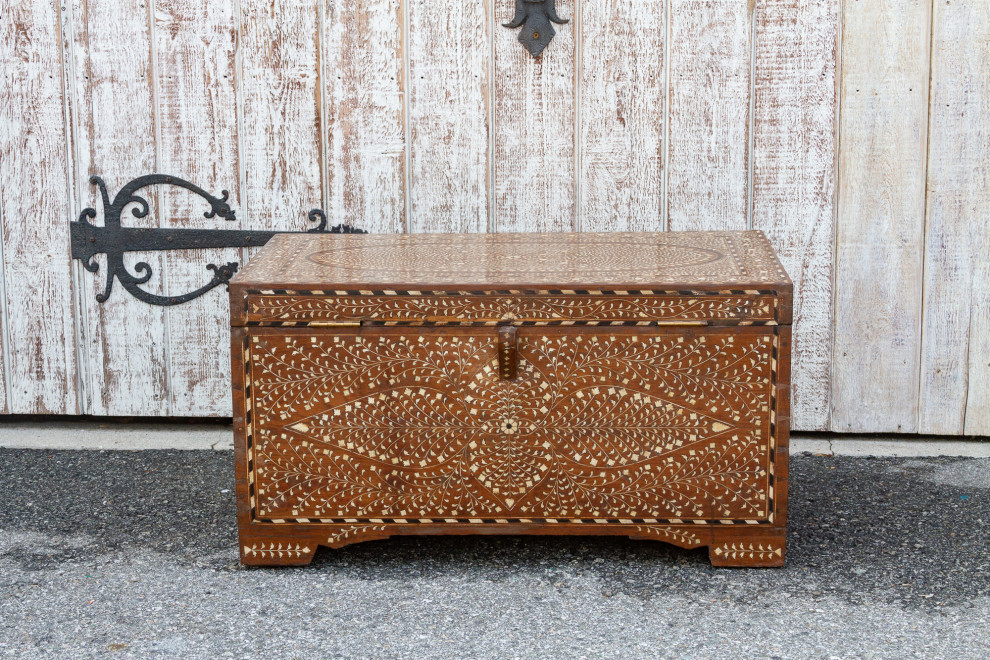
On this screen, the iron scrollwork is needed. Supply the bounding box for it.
[70,174,366,307]
[503,0,569,58]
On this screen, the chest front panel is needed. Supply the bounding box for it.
[244,326,778,523]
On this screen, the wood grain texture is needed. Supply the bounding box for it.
[666,0,753,232]
[68,0,168,416]
[239,0,323,235]
[966,245,990,436]
[231,231,792,291]
[579,0,664,232]
[832,0,930,433]
[322,0,406,234]
[752,0,838,431]
[155,0,239,416]
[0,0,73,413]
[920,1,990,436]
[406,0,489,233]
[493,0,576,233]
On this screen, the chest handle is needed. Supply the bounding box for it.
[497,325,519,380]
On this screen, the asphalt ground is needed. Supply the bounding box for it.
[1,449,988,659]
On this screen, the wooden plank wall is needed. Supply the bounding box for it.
[156,0,241,416]
[68,0,168,416]
[833,0,989,436]
[579,0,664,233]
[323,1,406,234]
[493,0,576,233]
[407,0,488,233]
[1,0,76,414]
[833,0,930,433]
[919,0,990,436]
[666,0,752,233]
[0,0,986,436]
[753,0,838,432]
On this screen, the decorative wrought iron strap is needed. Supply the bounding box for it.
[503,0,569,58]
[70,174,366,307]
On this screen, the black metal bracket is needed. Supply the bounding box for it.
[70,174,366,307]
[503,0,569,58]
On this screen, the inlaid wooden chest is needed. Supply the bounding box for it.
[230,232,792,567]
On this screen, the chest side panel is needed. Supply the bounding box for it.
[245,327,777,523]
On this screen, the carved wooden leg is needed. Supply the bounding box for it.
[709,530,786,568]
[239,529,319,567]
[238,525,396,566]
[324,524,393,549]
[628,524,707,550]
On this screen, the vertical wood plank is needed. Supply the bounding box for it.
[0,0,73,413]
[920,0,990,436]
[155,0,240,416]
[832,0,930,433]
[966,244,990,435]
[493,0,576,233]
[323,1,406,234]
[406,0,489,233]
[69,0,167,416]
[240,0,323,235]
[666,0,753,232]
[579,0,664,232]
[752,0,838,431]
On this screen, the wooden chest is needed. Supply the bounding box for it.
[230,232,792,567]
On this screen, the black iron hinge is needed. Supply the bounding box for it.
[70,174,366,307]
[503,0,569,58]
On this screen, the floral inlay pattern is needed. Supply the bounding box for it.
[242,542,311,560]
[712,542,783,561]
[327,525,388,547]
[246,294,778,325]
[634,526,704,547]
[249,331,774,522]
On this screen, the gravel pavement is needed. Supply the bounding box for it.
[1,449,988,659]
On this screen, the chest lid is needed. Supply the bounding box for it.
[230,231,792,326]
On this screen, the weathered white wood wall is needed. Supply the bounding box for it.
[0,0,986,435]
[835,0,990,435]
